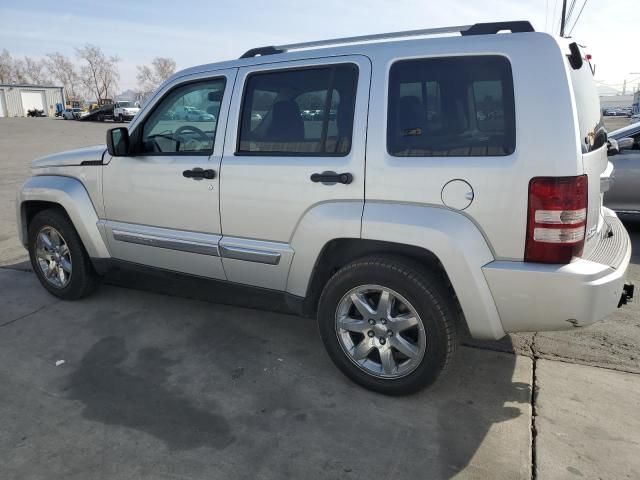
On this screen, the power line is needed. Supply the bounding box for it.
[565,0,578,26]
[568,0,589,35]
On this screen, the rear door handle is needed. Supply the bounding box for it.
[310,171,353,185]
[183,168,216,180]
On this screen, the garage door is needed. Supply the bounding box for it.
[0,91,6,117]
[21,91,45,116]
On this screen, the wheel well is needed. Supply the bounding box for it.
[301,238,460,318]
[20,201,68,242]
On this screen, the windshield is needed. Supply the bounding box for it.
[119,101,134,108]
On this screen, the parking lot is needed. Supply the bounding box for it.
[1,117,639,479]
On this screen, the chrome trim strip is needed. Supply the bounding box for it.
[112,230,220,256]
[219,245,281,265]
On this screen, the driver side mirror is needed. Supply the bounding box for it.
[106,127,130,157]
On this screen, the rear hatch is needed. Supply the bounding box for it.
[565,42,611,256]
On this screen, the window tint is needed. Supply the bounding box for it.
[238,64,358,155]
[141,78,225,155]
[387,56,515,157]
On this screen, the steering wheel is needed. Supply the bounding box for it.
[175,125,210,143]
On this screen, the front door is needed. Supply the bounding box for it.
[102,70,236,279]
[219,56,371,290]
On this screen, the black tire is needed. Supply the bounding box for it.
[117,114,123,123]
[317,256,458,395]
[28,209,100,300]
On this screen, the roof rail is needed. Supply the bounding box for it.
[239,21,535,59]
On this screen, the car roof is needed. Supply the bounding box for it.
[162,21,554,85]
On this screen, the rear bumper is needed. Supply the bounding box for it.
[483,211,632,333]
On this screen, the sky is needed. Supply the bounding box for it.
[0,0,637,94]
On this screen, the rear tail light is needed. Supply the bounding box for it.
[525,175,588,264]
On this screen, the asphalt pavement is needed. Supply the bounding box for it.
[1,117,639,479]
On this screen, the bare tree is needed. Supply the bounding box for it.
[45,52,83,101]
[23,57,52,85]
[76,44,120,101]
[136,57,176,97]
[0,49,12,83]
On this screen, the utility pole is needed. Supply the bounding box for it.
[560,0,568,36]
[622,79,626,95]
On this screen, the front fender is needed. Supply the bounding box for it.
[361,202,504,339]
[17,176,110,259]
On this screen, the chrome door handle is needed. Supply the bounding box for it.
[310,171,353,185]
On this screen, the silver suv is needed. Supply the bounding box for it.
[16,22,634,394]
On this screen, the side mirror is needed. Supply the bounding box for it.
[607,138,620,157]
[106,127,130,156]
[617,137,635,151]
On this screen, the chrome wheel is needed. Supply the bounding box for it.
[35,226,72,288]
[335,285,426,379]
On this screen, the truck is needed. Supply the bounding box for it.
[79,100,140,122]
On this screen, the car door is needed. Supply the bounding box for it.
[102,69,236,279]
[219,56,370,290]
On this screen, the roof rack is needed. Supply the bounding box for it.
[240,21,534,59]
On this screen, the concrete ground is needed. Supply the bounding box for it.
[1,117,639,479]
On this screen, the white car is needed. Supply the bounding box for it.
[62,108,83,120]
[175,106,216,122]
[16,21,633,395]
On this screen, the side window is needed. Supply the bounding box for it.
[387,56,515,157]
[141,78,226,154]
[237,64,358,155]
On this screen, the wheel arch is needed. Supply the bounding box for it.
[295,237,455,316]
[17,176,110,259]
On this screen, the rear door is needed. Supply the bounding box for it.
[219,56,370,290]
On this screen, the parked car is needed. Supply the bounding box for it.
[604,121,640,214]
[174,106,216,122]
[16,21,633,395]
[62,108,83,120]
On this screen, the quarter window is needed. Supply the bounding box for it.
[238,64,358,155]
[387,56,515,157]
[141,79,226,155]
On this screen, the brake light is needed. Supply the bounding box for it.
[525,175,588,264]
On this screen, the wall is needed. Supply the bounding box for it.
[0,85,65,117]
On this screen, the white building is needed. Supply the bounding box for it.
[0,84,65,117]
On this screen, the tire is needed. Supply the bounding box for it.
[28,209,101,300]
[117,114,123,122]
[317,256,458,395]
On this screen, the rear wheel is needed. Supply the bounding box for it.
[28,209,100,300]
[317,256,457,395]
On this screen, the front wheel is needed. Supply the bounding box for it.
[317,256,458,395]
[117,114,123,122]
[28,209,101,300]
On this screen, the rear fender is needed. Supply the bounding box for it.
[361,202,504,339]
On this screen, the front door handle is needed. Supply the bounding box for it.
[310,171,353,185]
[183,168,216,180]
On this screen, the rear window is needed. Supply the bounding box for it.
[387,56,515,157]
[237,64,358,155]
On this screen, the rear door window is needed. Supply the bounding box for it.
[237,64,358,155]
[387,56,515,157]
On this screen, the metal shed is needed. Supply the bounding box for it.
[0,84,65,117]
